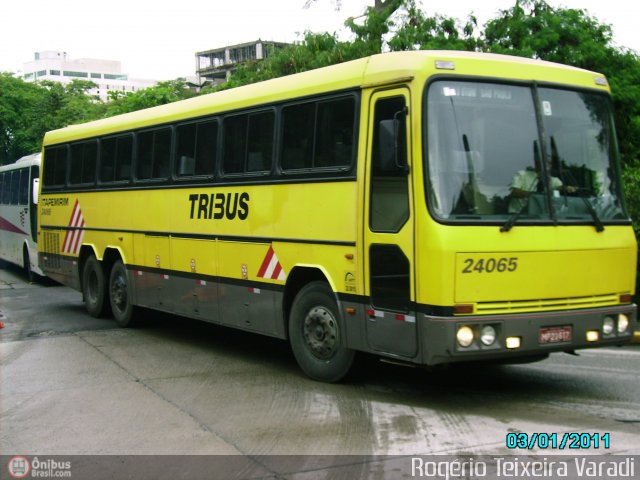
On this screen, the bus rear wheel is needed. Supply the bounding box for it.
[109,259,137,327]
[82,256,109,317]
[289,281,354,382]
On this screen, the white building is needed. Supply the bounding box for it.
[22,51,157,102]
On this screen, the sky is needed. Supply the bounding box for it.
[1,0,639,81]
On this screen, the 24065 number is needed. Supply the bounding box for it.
[462,257,519,274]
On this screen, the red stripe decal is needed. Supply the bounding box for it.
[0,216,28,235]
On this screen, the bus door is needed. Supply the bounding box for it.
[364,88,417,358]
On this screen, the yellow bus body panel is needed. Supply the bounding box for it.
[414,222,636,312]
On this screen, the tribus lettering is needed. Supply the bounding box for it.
[189,192,250,220]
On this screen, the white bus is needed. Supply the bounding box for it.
[0,153,43,281]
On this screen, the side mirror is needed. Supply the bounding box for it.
[32,178,39,205]
[377,107,409,174]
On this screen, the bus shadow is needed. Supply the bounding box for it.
[0,260,61,287]
[128,308,601,404]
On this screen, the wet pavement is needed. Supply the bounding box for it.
[1,264,639,461]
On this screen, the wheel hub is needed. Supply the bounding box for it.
[111,274,127,311]
[303,306,338,360]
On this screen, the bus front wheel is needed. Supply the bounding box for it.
[82,256,109,317]
[289,281,354,382]
[109,259,137,327]
[23,247,35,283]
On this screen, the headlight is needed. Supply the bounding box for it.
[617,314,629,334]
[480,325,496,346]
[456,326,475,347]
[602,317,615,335]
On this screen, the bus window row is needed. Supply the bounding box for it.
[43,94,358,190]
[0,168,31,206]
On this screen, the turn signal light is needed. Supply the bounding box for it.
[619,294,632,304]
[454,304,474,315]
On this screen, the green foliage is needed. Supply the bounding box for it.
[345,0,404,55]
[483,0,614,68]
[0,73,45,164]
[36,80,104,130]
[388,1,479,52]
[622,162,640,237]
[104,79,196,116]
[0,75,102,164]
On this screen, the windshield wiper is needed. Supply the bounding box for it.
[500,195,530,232]
[581,198,605,232]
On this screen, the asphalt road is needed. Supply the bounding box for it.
[1,263,639,476]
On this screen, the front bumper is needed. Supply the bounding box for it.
[420,304,637,366]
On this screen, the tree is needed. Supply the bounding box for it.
[344,0,404,55]
[388,0,479,52]
[104,79,196,116]
[0,76,103,165]
[36,79,103,130]
[483,0,613,68]
[0,73,46,164]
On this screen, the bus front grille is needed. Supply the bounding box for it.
[474,294,620,315]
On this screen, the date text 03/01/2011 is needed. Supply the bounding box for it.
[506,432,610,450]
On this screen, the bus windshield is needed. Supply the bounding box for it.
[425,80,627,225]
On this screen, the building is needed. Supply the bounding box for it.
[196,40,289,86]
[22,51,157,102]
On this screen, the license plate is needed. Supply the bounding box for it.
[539,326,572,344]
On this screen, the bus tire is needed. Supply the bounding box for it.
[109,259,137,327]
[23,247,35,283]
[82,256,108,318]
[289,281,354,382]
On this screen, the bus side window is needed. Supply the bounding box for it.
[176,123,197,176]
[176,120,218,177]
[19,168,29,205]
[281,96,356,172]
[223,114,247,175]
[116,135,133,181]
[43,145,68,188]
[2,172,10,204]
[100,137,117,182]
[137,128,171,181]
[281,103,314,171]
[70,140,97,185]
[246,111,274,173]
[10,171,20,205]
[315,97,355,169]
[195,120,218,176]
[152,128,171,179]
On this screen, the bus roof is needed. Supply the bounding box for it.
[0,153,41,171]
[43,50,609,146]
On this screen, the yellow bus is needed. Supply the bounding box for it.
[39,51,637,381]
